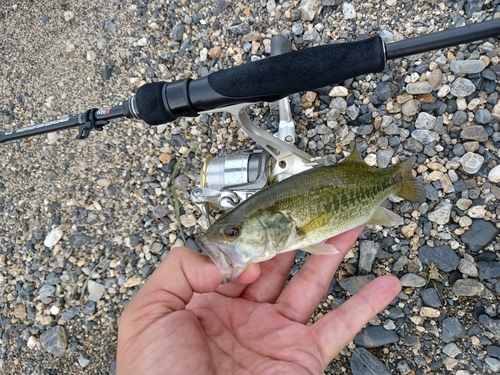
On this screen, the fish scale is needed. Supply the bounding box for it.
[197,144,426,282]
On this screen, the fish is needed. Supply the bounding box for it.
[196,143,426,282]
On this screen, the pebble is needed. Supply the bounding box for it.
[297,0,321,21]
[450,60,486,74]
[422,288,442,308]
[69,234,94,248]
[488,165,500,183]
[456,198,473,211]
[458,258,478,277]
[460,125,489,142]
[406,82,434,94]
[479,315,500,339]
[339,275,375,295]
[342,3,356,20]
[329,86,349,97]
[40,326,67,357]
[427,202,453,225]
[478,261,500,279]
[78,354,90,368]
[400,273,426,287]
[452,279,484,296]
[442,317,468,343]
[442,342,461,358]
[485,358,500,372]
[350,348,392,375]
[87,280,106,302]
[450,78,477,97]
[401,99,420,116]
[459,152,484,174]
[411,130,439,145]
[414,112,436,130]
[461,220,500,252]
[359,241,378,274]
[474,108,491,124]
[354,325,399,348]
[44,227,63,248]
[420,306,440,318]
[418,245,459,272]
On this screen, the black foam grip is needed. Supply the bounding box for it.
[135,82,176,125]
[207,37,386,99]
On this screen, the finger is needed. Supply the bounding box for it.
[121,247,223,322]
[276,226,364,323]
[312,275,401,366]
[214,263,261,298]
[240,250,297,303]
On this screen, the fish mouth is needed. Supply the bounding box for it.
[196,237,235,283]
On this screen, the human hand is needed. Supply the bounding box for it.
[117,227,401,375]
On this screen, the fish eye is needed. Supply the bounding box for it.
[223,226,240,239]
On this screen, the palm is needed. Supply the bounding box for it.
[117,228,400,375]
[188,293,326,374]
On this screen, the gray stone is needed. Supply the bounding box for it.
[414,112,437,130]
[452,279,484,296]
[485,357,500,373]
[442,342,461,358]
[357,124,373,135]
[376,149,394,169]
[427,203,453,225]
[461,219,499,252]
[303,28,318,42]
[411,130,439,145]
[458,259,478,277]
[39,284,56,299]
[374,82,398,102]
[418,245,459,272]
[452,111,468,126]
[346,104,360,120]
[460,125,489,142]
[459,152,484,174]
[401,99,420,116]
[450,60,486,74]
[478,261,500,279]
[339,274,375,295]
[87,280,106,302]
[350,347,392,375]
[78,354,90,368]
[292,23,304,35]
[450,77,476,97]
[354,325,399,348]
[422,288,442,308]
[480,315,500,339]
[172,23,186,42]
[406,81,433,94]
[40,326,67,357]
[69,234,94,248]
[442,317,467,343]
[400,273,426,287]
[359,241,378,274]
[152,205,170,219]
[475,109,492,125]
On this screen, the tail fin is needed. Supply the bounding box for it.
[394,158,426,203]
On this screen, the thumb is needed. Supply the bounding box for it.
[123,246,224,318]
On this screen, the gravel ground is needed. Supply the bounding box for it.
[1,0,500,374]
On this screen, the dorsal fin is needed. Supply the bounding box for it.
[345,141,364,163]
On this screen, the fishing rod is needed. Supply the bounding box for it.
[1,18,499,144]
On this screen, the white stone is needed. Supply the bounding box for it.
[329,86,349,97]
[488,165,500,183]
[428,202,453,225]
[460,152,484,174]
[87,280,106,302]
[44,228,63,248]
[342,3,356,19]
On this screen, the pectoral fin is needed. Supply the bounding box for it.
[302,241,340,255]
[366,206,403,226]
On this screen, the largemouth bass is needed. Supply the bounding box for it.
[197,143,426,282]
